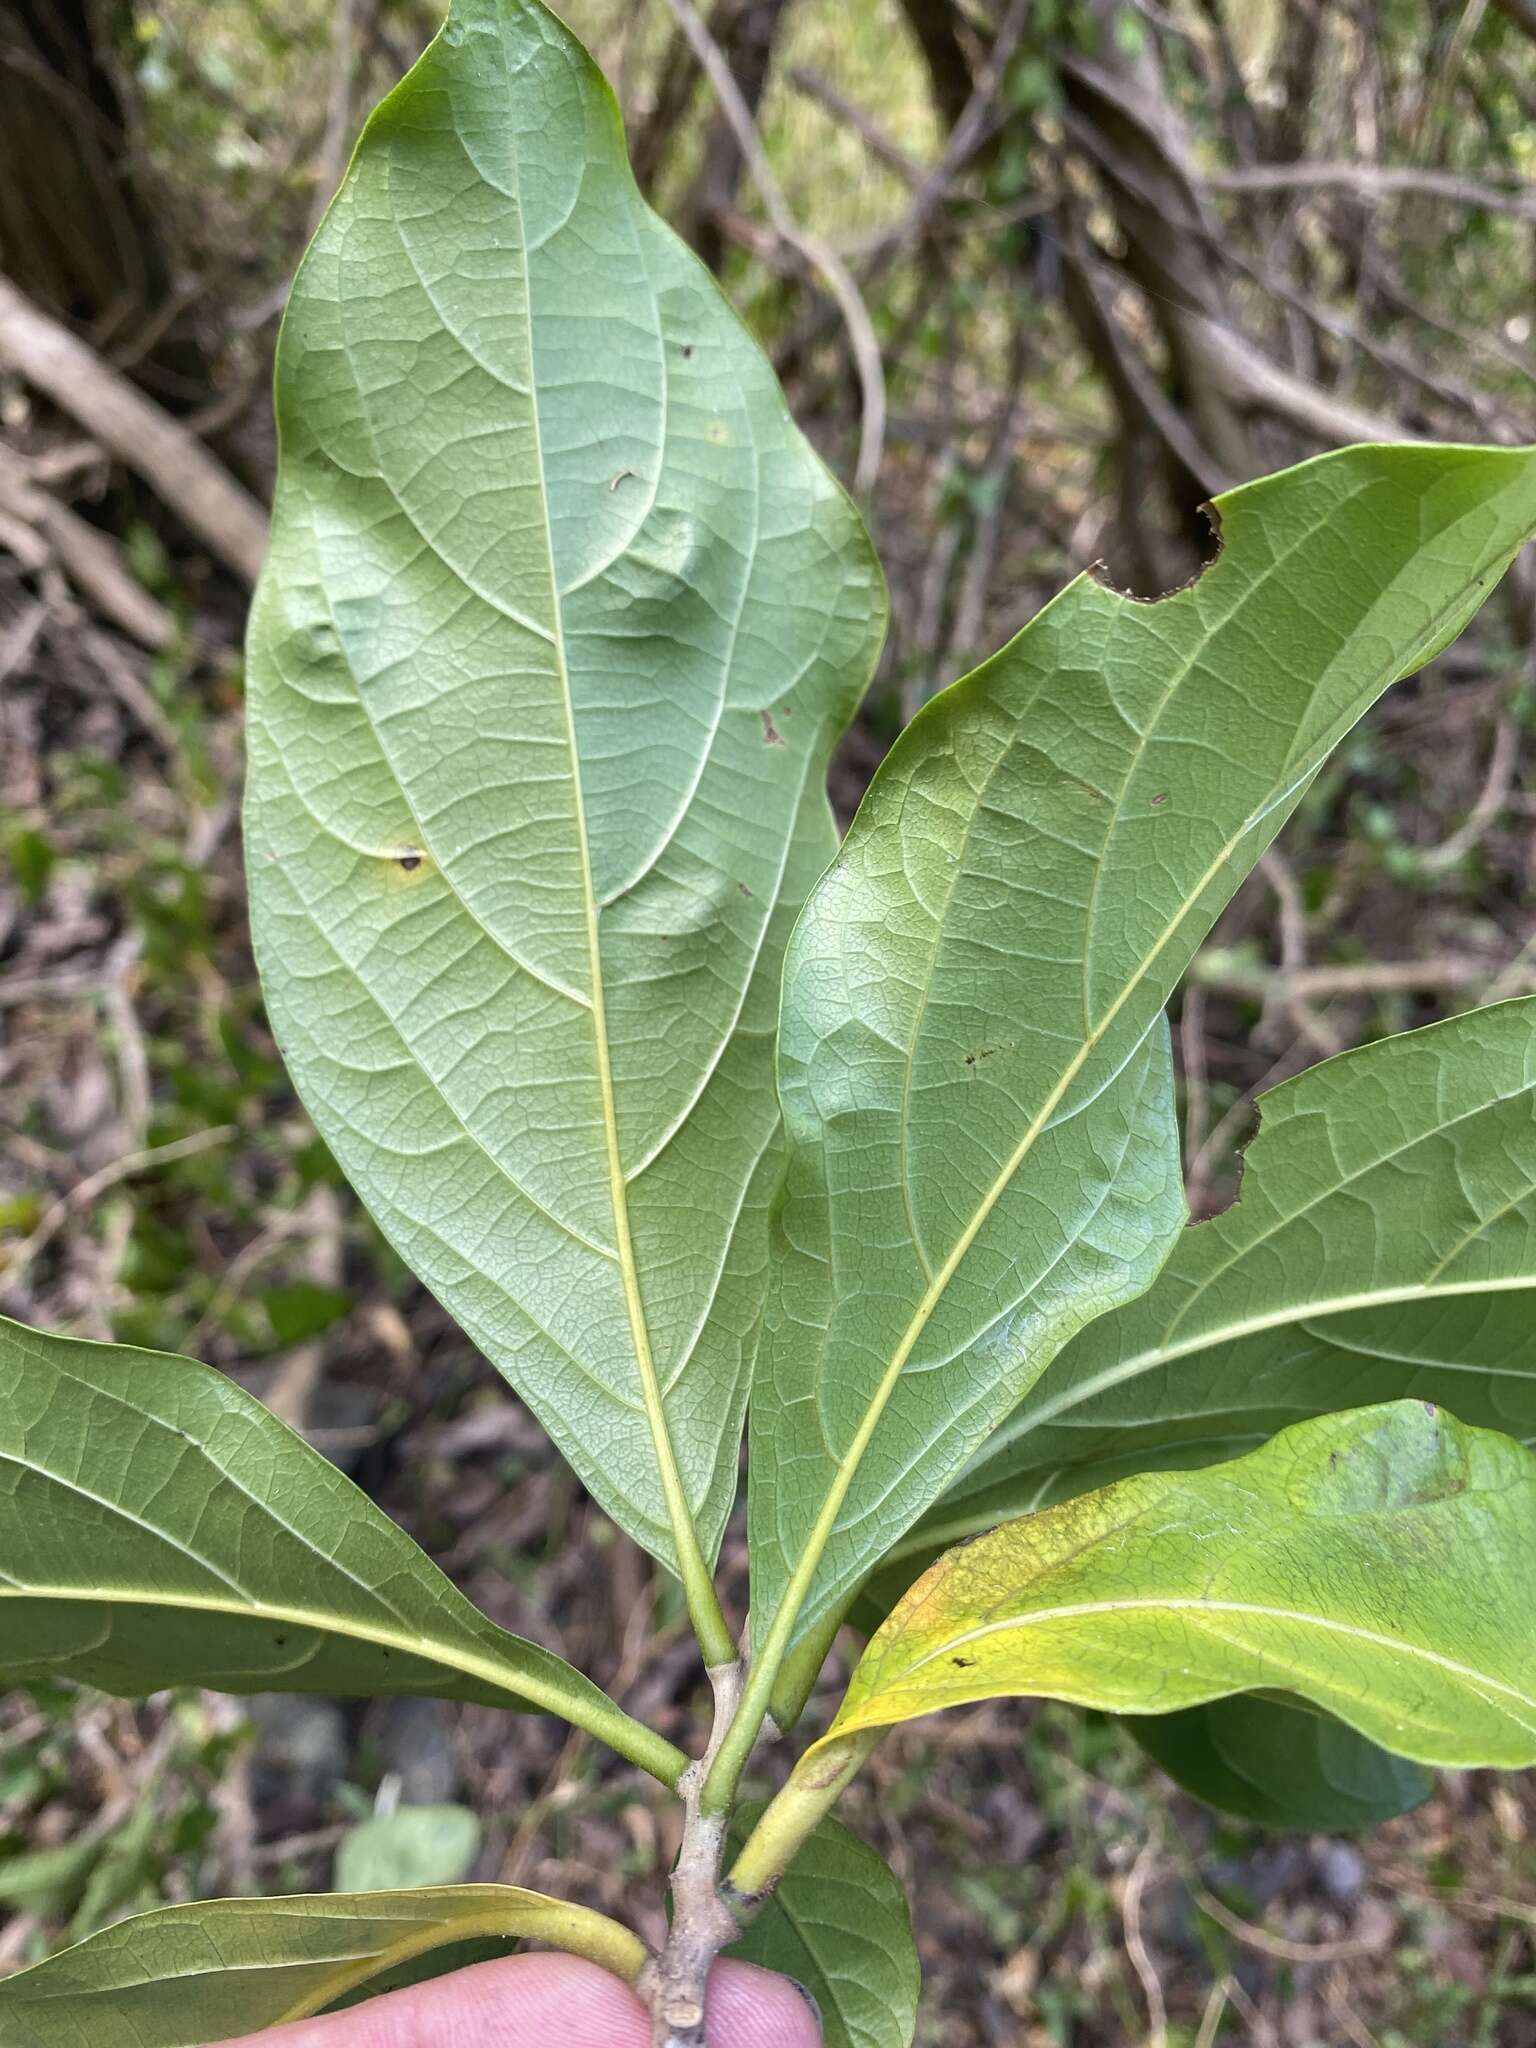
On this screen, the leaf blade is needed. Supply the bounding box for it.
[1131,1695,1433,1832]
[936,997,1536,1542]
[0,1315,682,1784]
[726,1814,919,2048]
[244,0,884,1589]
[823,1402,1536,1769]
[0,1886,646,2047]
[750,442,1536,1651]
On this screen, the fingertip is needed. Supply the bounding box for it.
[433,1952,653,2046]
[706,1959,823,2048]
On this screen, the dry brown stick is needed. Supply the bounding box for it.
[1184,1035,1317,1218]
[658,0,886,494]
[1413,711,1519,873]
[310,0,359,235]
[0,273,267,584]
[1191,954,1533,999]
[1205,160,1536,217]
[1,1125,237,1292]
[1121,1841,1169,2048]
[1222,1976,1281,2048]
[79,625,181,752]
[1325,1977,1384,2048]
[859,0,1036,272]
[1193,1976,1233,2048]
[0,597,46,687]
[786,67,924,186]
[1259,848,1344,1057]
[0,446,175,649]
[1192,1881,1382,1964]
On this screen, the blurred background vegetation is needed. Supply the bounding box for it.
[1,0,1535,2040]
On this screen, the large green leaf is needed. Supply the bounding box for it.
[725,1812,919,2048]
[0,1316,682,1784]
[0,1886,647,2046]
[925,999,1536,1547]
[1132,1695,1433,1832]
[243,0,884,1600]
[821,1402,1536,1770]
[749,442,1536,1656]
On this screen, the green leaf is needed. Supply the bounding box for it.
[0,1841,104,1918]
[821,1401,1536,1771]
[749,441,1536,1655]
[1131,1695,1433,1832]
[0,1886,648,2046]
[70,1781,162,1939]
[0,1315,683,1785]
[335,1804,483,1892]
[726,1812,918,2048]
[928,998,1536,1547]
[243,0,884,1609]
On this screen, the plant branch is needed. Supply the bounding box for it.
[0,273,268,585]
[1190,953,1536,1000]
[658,0,887,494]
[1203,159,1536,218]
[640,1658,749,2048]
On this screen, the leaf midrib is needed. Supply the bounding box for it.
[1157,1071,1536,1353]
[747,506,1534,1741]
[494,8,710,1613]
[0,1579,569,1712]
[993,1271,1536,1445]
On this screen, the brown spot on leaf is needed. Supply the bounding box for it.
[761,708,784,746]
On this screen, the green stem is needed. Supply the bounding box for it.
[700,1535,844,1812]
[585,1699,690,1789]
[725,1731,881,1905]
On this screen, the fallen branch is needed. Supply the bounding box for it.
[0,273,267,585]
[659,0,887,494]
[1191,954,1534,1000]
[0,447,175,648]
[0,1125,238,1294]
[1205,160,1536,218]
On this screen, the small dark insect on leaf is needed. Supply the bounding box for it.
[951,1656,976,1668]
[398,854,422,872]
[1151,791,1169,806]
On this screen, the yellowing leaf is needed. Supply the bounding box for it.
[823,1402,1536,1768]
